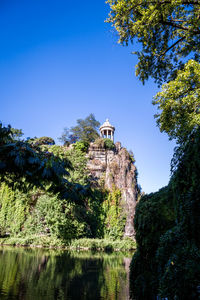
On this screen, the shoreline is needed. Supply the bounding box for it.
[0,237,136,252]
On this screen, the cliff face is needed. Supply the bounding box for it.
[87,142,138,238]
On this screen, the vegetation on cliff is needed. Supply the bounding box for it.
[0,118,137,250]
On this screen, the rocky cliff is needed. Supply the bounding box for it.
[87,141,138,238]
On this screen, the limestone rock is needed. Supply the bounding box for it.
[87,141,138,238]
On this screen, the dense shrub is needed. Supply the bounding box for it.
[103,138,115,150]
[28,136,55,146]
[0,183,29,236]
[130,186,175,298]
[103,186,126,240]
[130,128,200,299]
[94,138,115,150]
[23,194,88,241]
[156,228,200,299]
[73,141,89,153]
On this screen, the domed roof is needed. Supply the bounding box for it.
[100,119,115,131]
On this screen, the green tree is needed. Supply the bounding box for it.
[11,128,24,141]
[153,59,200,143]
[0,123,71,196]
[59,114,100,144]
[28,136,55,146]
[107,0,200,85]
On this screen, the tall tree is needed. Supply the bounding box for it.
[107,0,200,85]
[59,114,100,145]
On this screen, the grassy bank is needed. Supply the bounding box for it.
[0,236,136,252]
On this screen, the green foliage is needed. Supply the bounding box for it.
[66,144,89,185]
[0,122,131,248]
[0,183,127,246]
[59,113,100,144]
[128,150,135,163]
[0,183,29,236]
[84,189,105,238]
[130,128,200,299]
[0,123,71,197]
[10,127,24,141]
[130,186,175,298]
[103,186,126,240]
[40,143,89,186]
[93,137,105,148]
[107,0,200,85]
[94,138,115,150]
[153,60,200,143]
[103,138,115,150]
[0,123,13,145]
[28,136,55,146]
[156,228,200,299]
[69,238,136,252]
[170,128,200,245]
[134,186,175,253]
[23,194,88,241]
[41,144,69,162]
[73,141,89,153]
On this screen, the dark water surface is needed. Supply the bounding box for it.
[0,246,131,300]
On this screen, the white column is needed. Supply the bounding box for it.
[106,130,109,139]
[111,131,113,141]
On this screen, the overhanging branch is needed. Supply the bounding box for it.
[158,36,186,57]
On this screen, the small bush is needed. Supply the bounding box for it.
[94,138,105,148]
[69,238,136,251]
[104,139,115,150]
[73,141,89,152]
[94,138,115,150]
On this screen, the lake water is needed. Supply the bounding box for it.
[0,246,132,300]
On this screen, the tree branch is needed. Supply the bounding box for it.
[161,20,200,33]
[158,36,186,57]
[126,0,200,16]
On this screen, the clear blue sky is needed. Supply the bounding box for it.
[0,0,175,194]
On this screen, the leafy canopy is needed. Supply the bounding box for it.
[59,113,100,145]
[28,136,55,146]
[11,128,24,141]
[0,123,71,195]
[107,0,200,85]
[153,59,200,143]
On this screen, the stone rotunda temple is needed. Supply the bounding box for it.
[99,119,115,141]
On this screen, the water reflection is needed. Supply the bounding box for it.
[0,246,131,300]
